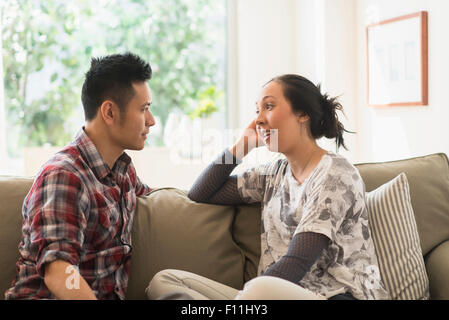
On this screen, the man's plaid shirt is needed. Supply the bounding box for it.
[5,128,151,299]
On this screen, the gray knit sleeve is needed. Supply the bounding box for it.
[262,232,330,284]
[187,149,246,205]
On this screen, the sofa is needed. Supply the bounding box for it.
[1,153,448,300]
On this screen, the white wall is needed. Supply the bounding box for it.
[320,0,358,162]
[233,0,449,163]
[233,0,298,129]
[355,0,449,162]
[234,0,359,162]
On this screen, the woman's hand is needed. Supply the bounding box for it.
[229,119,264,160]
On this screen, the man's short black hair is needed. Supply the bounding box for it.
[81,52,152,121]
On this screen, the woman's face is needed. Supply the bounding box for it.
[255,81,309,154]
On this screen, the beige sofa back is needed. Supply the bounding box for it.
[0,177,34,300]
[1,153,448,300]
[356,153,449,256]
[355,153,449,300]
[126,188,261,299]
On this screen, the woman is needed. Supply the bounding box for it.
[147,74,390,300]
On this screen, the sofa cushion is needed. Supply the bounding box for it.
[126,188,246,300]
[366,173,429,300]
[425,240,449,299]
[356,153,449,256]
[233,204,261,283]
[0,176,34,299]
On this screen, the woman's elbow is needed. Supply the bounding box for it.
[187,190,201,202]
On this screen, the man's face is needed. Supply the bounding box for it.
[111,81,155,151]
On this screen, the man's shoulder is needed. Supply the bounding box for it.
[24,144,90,208]
[36,144,85,181]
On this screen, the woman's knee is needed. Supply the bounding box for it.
[235,276,276,300]
[235,276,326,300]
[146,269,183,299]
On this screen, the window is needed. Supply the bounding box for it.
[0,0,227,177]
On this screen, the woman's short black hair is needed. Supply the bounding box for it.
[81,52,152,121]
[268,74,351,151]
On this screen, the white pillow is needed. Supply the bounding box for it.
[366,173,430,300]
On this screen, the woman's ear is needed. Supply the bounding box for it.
[297,112,310,124]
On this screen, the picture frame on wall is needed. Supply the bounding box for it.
[366,11,428,107]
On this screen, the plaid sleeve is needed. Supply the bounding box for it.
[27,169,89,278]
[127,163,151,196]
[135,175,152,196]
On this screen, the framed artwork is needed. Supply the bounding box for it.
[366,11,428,107]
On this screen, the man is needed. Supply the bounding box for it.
[5,52,155,300]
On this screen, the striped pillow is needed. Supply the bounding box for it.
[366,173,430,300]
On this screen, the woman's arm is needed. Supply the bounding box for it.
[263,232,330,284]
[188,119,263,205]
[188,149,244,205]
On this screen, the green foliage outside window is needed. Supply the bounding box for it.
[0,0,226,156]
[188,85,224,119]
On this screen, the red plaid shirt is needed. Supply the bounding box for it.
[5,128,151,300]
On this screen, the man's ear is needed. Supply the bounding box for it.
[99,100,117,125]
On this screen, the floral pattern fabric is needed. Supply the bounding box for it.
[237,151,390,300]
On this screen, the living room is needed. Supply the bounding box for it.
[0,0,448,304]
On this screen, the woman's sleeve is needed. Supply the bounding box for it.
[188,148,271,205]
[187,149,245,205]
[296,171,362,240]
[262,232,330,283]
[236,161,269,204]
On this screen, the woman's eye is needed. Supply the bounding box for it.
[266,104,274,109]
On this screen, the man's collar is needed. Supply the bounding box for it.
[75,128,131,180]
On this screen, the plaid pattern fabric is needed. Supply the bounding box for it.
[5,128,151,300]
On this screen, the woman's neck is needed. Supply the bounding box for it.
[285,141,326,184]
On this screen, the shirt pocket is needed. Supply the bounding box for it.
[94,202,122,247]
